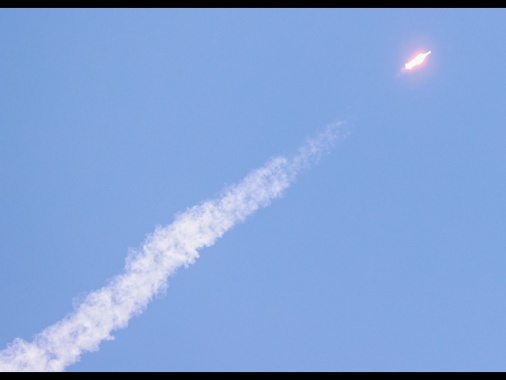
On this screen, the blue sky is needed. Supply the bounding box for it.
[1,8,506,371]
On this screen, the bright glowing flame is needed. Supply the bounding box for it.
[404,51,432,70]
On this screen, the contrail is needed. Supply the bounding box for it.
[0,122,349,372]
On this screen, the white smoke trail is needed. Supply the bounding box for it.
[0,122,349,372]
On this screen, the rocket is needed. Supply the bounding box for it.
[404,51,432,71]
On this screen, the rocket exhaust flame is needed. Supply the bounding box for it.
[404,51,432,71]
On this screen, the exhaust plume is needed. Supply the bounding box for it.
[0,122,348,372]
[403,50,432,71]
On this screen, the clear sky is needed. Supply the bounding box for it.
[1,8,506,371]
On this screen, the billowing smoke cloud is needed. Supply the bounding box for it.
[0,122,348,372]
